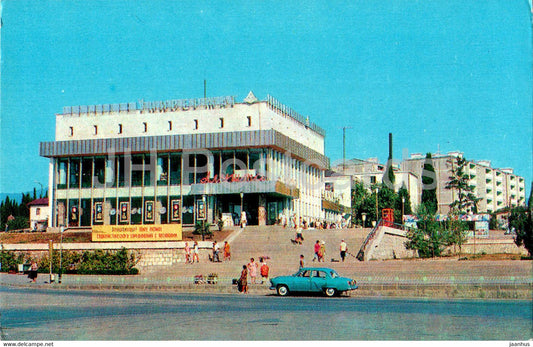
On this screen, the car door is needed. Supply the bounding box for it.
[291,270,312,291]
[310,270,327,292]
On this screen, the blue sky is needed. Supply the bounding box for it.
[1,0,532,197]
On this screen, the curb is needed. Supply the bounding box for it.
[4,282,531,299]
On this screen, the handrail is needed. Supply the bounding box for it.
[356,219,382,261]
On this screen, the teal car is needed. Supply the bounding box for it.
[269,267,358,297]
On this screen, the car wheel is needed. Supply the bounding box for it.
[325,288,337,297]
[277,285,289,296]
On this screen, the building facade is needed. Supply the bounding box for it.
[28,198,50,231]
[401,152,526,214]
[40,92,348,229]
[331,158,420,211]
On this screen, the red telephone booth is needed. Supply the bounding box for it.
[382,208,394,227]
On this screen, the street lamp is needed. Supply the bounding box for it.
[59,226,64,284]
[239,192,244,228]
[34,181,44,198]
[375,187,379,225]
[201,195,206,241]
[361,213,367,229]
[401,197,405,225]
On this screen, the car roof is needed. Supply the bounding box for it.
[299,267,336,272]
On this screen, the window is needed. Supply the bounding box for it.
[36,208,41,216]
[194,119,198,130]
[69,127,74,137]
[93,125,98,135]
[219,118,224,128]
[313,271,326,278]
[118,124,122,134]
[247,116,252,127]
[168,121,172,131]
[143,122,147,133]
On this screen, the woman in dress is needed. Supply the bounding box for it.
[184,242,191,264]
[28,261,38,283]
[239,265,248,294]
[247,258,258,284]
[223,241,231,261]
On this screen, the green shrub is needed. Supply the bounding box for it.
[193,221,212,237]
[77,248,139,275]
[38,248,139,275]
[0,246,26,272]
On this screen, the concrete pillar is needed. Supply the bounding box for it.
[258,194,267,226]
[57,202,66,227]
[104,201,111,225]
[155,200,162,224]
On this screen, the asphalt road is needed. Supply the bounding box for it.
[1,287,531,341]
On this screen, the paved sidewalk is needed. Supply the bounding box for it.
[1,226,531,298]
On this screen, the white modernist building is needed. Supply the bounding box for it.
[401,152,527,214]
[40,92,349,229]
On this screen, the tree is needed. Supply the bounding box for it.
[421,153,438,214]
[445,156,480,214]
[382,158,396,190]
[405,204,453,258]
[509,206,532,257]
[351,180,370,226]
[395,185,412,223]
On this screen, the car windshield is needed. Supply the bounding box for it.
[329,270,339,278]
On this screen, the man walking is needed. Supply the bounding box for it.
[340,239,347,262]
[312,240,320,261]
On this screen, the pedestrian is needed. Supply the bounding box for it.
[239,265,248,294]
[212,241,221,262]
[192,241,199,263]
[340,239,347,262]
[260,257,269,284]
[28,261,38,283]
[247,258,258,284]
[223,241,231,261]
[295,224,303,244]
[299,254,305,269]
[240,210,247,228]
[312,240,320,261]
[319,241,326,262]
[184,242,191,264]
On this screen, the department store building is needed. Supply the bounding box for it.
[40,92,349,230]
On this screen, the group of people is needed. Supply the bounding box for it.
[277,213,348,230]
[184,240,232,263]
[299,239,349,268]
[238,257,269,294]
[211,240,231,262]
[184,241,200,263]
[312,240,327,262]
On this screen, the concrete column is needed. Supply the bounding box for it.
[104,201,111,225]
[258,194,267,226]
[155,200,162,224]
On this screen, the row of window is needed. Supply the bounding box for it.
[68,116,253,137]
[56,149,270,189]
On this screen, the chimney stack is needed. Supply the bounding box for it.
[388,133,393,160]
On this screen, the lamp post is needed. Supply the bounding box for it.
[401,197,405,225]
[34,181,44,198]
[361,213,367,229]
[240,192,244,227]
[375,187,379,225]
[59,226,64,284]
[201,195,206,241]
